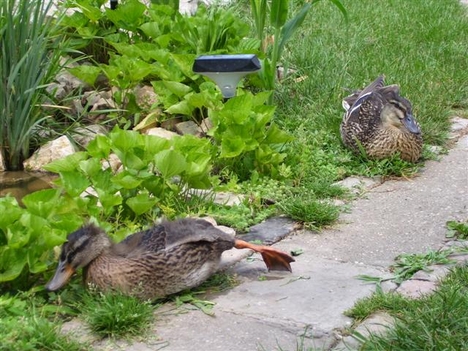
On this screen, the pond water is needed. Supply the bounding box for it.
[0,171,57,205]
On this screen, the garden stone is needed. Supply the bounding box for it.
[333,176,381,195]
[0,154,5,172]
[145,127,179,140]
[71,124,108,147]
[55,69,90,92]
[175,120,201,136]
[135,85,158,110]
[199,117,213,134]
[333,312,394,351]
[396,279,437,298]
[23,135,77,172]
[450,116,468,134]
[241,216,298,244]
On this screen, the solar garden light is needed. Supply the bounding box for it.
[192,54,261,98]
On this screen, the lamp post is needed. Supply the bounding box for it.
[192,54,261,99]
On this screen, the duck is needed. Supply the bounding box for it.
[340,75,423,162]
[45,218,295,300]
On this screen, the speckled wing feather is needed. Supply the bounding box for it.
[117,218,234,256]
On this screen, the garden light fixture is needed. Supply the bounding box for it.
[193,54,261,98]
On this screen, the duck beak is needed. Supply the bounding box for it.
[403,114,421,134]
[45,261,75,291]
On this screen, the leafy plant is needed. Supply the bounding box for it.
[0,192,84,285]
[45,127,214,221]
[249,0,347,103]
[209,91,294,180]
[446,220,468,240]
[0,0,67,170]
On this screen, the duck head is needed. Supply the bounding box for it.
[46,224,111,291]
[381,90,421,134]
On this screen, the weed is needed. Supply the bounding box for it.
[446,220,468,239]
[278,196,340,230]
[78,289,155,338]
[352,266,468,350]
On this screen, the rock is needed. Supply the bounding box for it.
[135,85,158,110]
[145,127,179,140]
[0,153,5,172]
[199,118,213,134]
[101,153,123,173]
[175,120,200,136]
[24,136,77,171]
[71,124,108,147]
[334,312,394,351]
[396,279,437,298]
[333,176,381,195]
[450,116,468,134]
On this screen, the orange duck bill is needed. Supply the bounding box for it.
[234,240,295,272]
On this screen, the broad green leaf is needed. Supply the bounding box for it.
[22,189,61,217]
[87,134,111,159]
[0,248,26,282]
[270,0,288,29]
[0,197,23,230]
[126,192,159,215]
[222,93,253,124]
[6,226,30,249]
[44,152,89,173]
[220,136,245,158]
[153,149,187,179]
[68,65,103,87]
[79,158,103,178]
[163,81,192,97]
[166,100,193,116]
[144,135,171,159]
[60,171,90,197]
[43,228,68,247]
[76,0,103,22]
[171,53,198,79]
[264,123,295,144]
[112,172,144,189]
[105,0,146,30]
[96,191,123,211]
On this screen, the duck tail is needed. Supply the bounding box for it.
[234,240,295,272]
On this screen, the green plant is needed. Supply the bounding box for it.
[446,220,468,239]
[278,196,340,230]
[209,91,294,180]
[351,266,468,350]
[0,294,86,351]
[45,127,214,221]
[359,249,456,285]
[0,192,84,286]
[0,0,67,170]
[250,0,346,103]
[79,289,155,338]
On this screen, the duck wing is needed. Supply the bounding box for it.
[342,75,386,115]
[116,218,234,256]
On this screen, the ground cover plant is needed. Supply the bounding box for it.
[0,0,467,346]
[347,265,468,350]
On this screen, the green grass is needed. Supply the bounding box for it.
[0,292,86,350]
[78,289,155,338]
[349,265,468,350]
[274,0,468,196]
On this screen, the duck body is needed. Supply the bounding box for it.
[340,75,423,162]
[46,218,294,300]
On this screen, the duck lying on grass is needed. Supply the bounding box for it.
[46,218,295,300]
[340,75,423,162]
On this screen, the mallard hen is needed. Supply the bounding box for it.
[340,75,423,162]
[46,218,295,300]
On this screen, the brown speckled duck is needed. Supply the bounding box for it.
[340,75,423,162]
[46,218,294,300]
